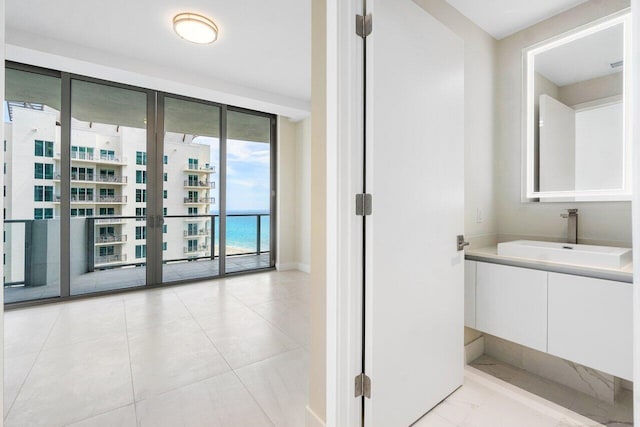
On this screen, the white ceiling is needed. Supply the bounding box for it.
[535,23,624,87]
[445,0,589,39]
[5,0,311,110]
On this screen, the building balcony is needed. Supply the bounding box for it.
[183,229,208,237]
[53,174,128,185]
[183,180,215,189]
[55,195,127,204]
[184,164,216,173]
[183,244,210,254]
[96,195,127,204]
[95,155,128,166]
[55,195,95,203]
[55,152,128,165]
[70,152,95,161]
[95,234,127,245]
[183,197,215,204]
[94,217,127,225]
[96,175,128,184]
[95,254,127,266]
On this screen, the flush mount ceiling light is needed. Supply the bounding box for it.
[173,13,218,44]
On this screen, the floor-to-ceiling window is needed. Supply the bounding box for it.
[3,67,62,303]
[69,79,150,295]
[161,96,221,283]
[3,63,276,305]
[225,109,275,273]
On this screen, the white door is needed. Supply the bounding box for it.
[364,0,465,425]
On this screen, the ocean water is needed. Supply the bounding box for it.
[213,212,270,251]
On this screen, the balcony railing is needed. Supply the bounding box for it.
[66,195,95,203]
[61,152,127,164]
[96,195,127,203]
[95,254,127,265]
[70,152,95,161]
[183,229,207,237]
[183,244,209,254]
[94,217,127,225]
[3,214,270,287]
[183,180,215,188]
[57,195,127,203]
[184,164,216,173]
[97,175,128,183]
[183,197,215,204]
[97,155,127,164]
[96,234,127,244]
[54,174,128,184]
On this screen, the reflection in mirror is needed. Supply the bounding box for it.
[524,12,631,201]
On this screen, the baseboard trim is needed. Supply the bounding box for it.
[276,262,297,271]
[276,262,311,273]
[305,405,325,427]
[465,335,484,364]
[297,263,311,273]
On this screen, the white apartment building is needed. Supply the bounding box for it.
[4,104,217,284]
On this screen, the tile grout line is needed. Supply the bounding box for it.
[174,289,276,427]
[4,307,62,421]
[173,290,234,373]
[56,299,134,427]
[59,403,133,427]
[245,298,309,349]
[122,299,140,425]
[223,283,308,358]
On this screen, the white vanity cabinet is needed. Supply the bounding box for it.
[476,263,548,352]
[465,259,634,380]
[464,260,476,328]
[547,273,633,380]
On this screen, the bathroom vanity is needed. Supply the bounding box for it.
[465,244,633,381]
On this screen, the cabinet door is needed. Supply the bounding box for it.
[476,263,548,352]
[548,273,633,380]
[465,260,476,328]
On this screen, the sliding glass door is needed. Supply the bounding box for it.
[68,79,151,295]
[161,96,221,283]
[4,62,277,305]
[225,109,275,273]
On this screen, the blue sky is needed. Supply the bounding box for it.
[193,136,270,213]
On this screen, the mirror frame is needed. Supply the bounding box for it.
[521,10,632,202]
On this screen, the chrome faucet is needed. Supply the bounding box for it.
[560,209,578,244]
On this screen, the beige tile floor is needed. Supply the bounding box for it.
[4,270,310,427]
[4,269,621,427]
[415,367,613,427]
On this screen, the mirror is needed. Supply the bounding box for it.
[523,12,632,201]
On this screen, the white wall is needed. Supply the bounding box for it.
[277,117,297,270]
[295,118,311,272]
[414,0,498,249]
[559,72,623,106]
[496,0,632,247]
[308,0,326,423]
[277,116,311,272]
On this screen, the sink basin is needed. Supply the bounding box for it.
[496,240,632,269]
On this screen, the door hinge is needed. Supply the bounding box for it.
[356,14,372,38]
[354,373,371,399]
[355,193,372,216]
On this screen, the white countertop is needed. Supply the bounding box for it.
[465,245,633,283]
